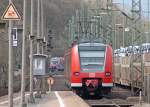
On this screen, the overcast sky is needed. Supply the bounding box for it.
[113,0,149,19]
[114,0,149,10]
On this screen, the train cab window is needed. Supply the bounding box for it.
[79,45,106,72]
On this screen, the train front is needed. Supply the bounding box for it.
[71,42,113,96]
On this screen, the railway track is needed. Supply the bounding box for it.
[51,74,141,107]
[84,87,141,107]
[86,98,134,107]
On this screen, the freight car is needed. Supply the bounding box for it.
[64,42,113,97]
[114,45,150,92]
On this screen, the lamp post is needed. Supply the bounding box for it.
[93,12,107,41]
[145,32,149,43]
[122,0,125,47]
[125,27,130,46]
[147,0,150,43]
[115,24,122,49]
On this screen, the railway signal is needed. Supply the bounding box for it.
[47,30,53,50]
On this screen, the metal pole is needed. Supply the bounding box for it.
[131,0,134,94]
[29,39,34,101]
[8,1,13,107]
[111,6,115,49]
[131,27,134,95]
[21,0,27,106]
[75,10,79,39]
[147,0,150,43]
[35,0,42,98]
[114,25,116,49]
[148,74,150,103]
[41,0,44,54]
[122,0,125,47]
[37,0,41,54]
[29,0,35,103]
[41,0,46,90]
[41,0,46,93]
[113,10,116,49]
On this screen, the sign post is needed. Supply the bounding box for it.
[1,2,21,107]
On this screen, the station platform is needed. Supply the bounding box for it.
[0,91,90,107]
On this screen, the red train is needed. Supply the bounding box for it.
[64,42,113,97]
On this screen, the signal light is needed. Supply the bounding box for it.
[105,72,111,76]
[74,72,80,76]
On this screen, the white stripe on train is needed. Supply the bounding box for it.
[102,83,113,87]
[71,83,82,87]
[71,83,113,87]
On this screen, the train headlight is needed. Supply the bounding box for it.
[74,72,80,76]
[105,72,111,77]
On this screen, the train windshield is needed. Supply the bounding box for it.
[79,44,106,72]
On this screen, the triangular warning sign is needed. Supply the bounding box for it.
[1,3,21,20]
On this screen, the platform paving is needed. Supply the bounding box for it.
[0,91,90,107]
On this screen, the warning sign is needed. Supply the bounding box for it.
[1,3,21,20]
